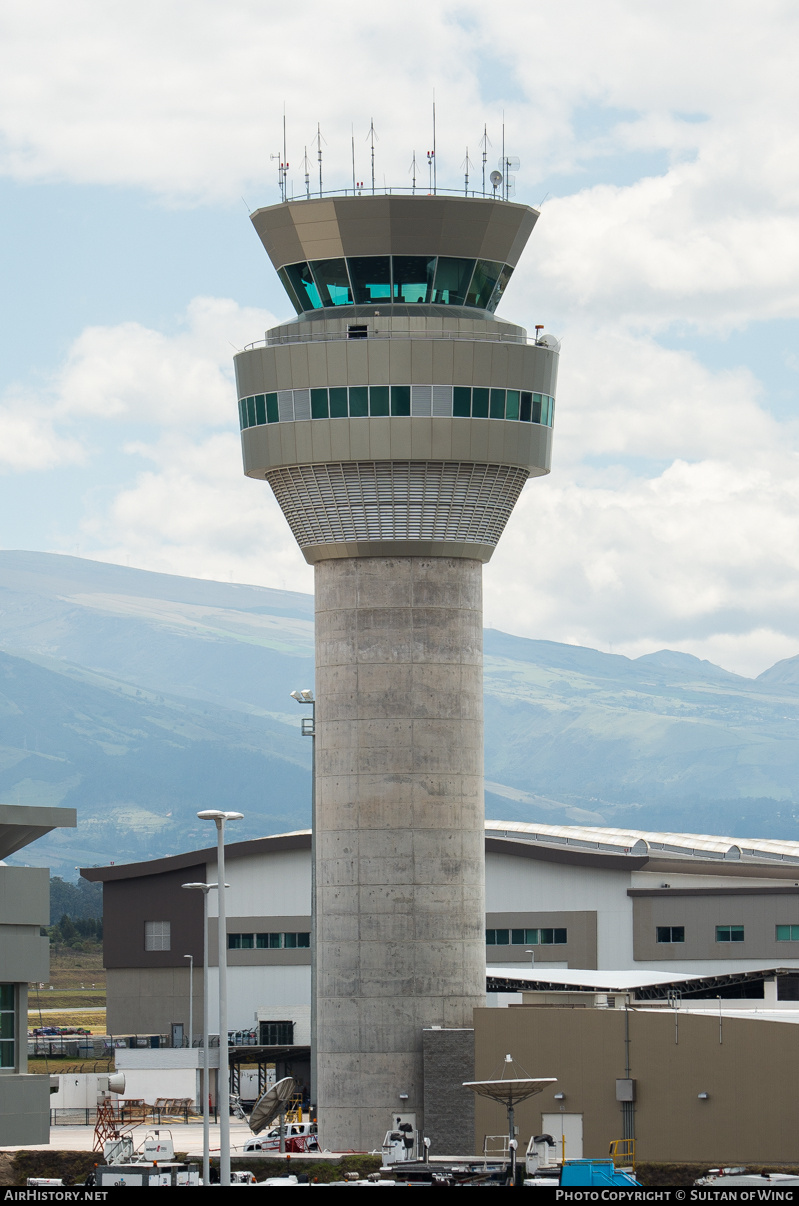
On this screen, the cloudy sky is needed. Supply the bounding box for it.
[1,0,798,676]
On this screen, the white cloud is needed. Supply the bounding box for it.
[55,297,276,425]
[0,386,84,471]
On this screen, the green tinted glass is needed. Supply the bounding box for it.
[490,389,505,419]
[391,386,410,416]
[329,388,348,418]
[520,392,532,422]
[392,256,436,303]
[297,933,310,948]
[532,394,543,423]
[432,257,476,306]
[525,929,538,944]
[369,386,389,416]
[310,259,352,307]
[467,260,503,310]
[284,932,297,948]
[348,256,391,305]
[472,388,489,418]
[349,387,368,417]
[238,399,246,429]
[0,986,13,1010]
[0,1041,13,1068]
[266,393,279,423]
[311,388,329,419]
[255,395,266,425]
[511,929,525,945]
[495,929,509,945]
[0,1013,13,1040]
[453,387,471,417]
[488,264,514,312]
[284,262,320,310]
[246,398,256,427]
[505,390,520,421]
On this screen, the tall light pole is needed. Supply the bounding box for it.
[197,810,243,1187]
[183,955,194,1049]
[181,883,218,1186]
[290,688,315,1112]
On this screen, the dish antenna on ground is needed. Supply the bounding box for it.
[249,1076,297,1134]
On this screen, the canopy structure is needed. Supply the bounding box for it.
[248,1076,297,1134]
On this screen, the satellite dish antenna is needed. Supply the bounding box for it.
[490,170,503,195]
[249,1076,297,1134]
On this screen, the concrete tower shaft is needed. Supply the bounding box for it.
[233,193,558,1150]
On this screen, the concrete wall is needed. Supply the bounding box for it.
[314,556,487,1152]
[0,1074,49,1146]
[473,1005,799,1165]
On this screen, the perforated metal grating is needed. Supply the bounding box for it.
[266,461,529,549]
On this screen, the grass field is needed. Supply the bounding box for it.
[28,947,107,1034]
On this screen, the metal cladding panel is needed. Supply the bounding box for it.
[250,196,538,270]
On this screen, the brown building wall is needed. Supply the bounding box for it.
[103,865,205,969]
[473,1006,799,1164]
[632,887,799,961]
[485,911,596,968]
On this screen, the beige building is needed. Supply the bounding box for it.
[470,1001,799,1166]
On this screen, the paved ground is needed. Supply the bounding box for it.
[1,1120,256,1155]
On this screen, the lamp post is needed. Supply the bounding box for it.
[196,810,243,1188]
[181,882,219,1187]
[290,688,315,1112]
[183,955,194,1049]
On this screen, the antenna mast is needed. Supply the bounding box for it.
[479,124,491,197]
[461,146,474,196]
[314,123,325,197]
[409,150,418,195]
[432,93,437,195]
[351,126,356,194]
[367,119,378,195]
[283,109,289,203]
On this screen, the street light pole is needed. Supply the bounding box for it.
[290,689,316,1113]
[181,883,218,1186]
[183,955,194,1049]
[197,810,243,1188]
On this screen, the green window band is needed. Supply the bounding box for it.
[238,385,555,430]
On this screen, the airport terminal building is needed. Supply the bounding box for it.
[83,820,799,1041]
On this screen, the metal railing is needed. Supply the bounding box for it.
[609,1138,636,1170]
[243,330,555,352]
[268,185,519,205]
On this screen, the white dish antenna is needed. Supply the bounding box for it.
[489,170,503,194]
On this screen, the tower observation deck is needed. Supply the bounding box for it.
[234,193,558,1150]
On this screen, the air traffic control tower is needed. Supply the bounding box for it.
[234,194,558,1150]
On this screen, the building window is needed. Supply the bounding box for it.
[259,1020,294,1046]
[0,985,14,1069]
[656,927,685,943]
[487,927,567,946]
[253,932,311,949]
[228,933,254,949]
[776,925,799,941]
[144,921,171,951]
[716,925,744,943]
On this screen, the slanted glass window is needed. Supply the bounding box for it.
[656,927,685,943]
[392,256,436,304]
[369,386,389,416]
[144,921,171,952]
[283,262,320,311]
[277,266,305,314]
[716,925,744,942]
[246,397,256,427]
[489,264,514,311]
[348,256,391,305]
[776,925,799,941]
[254,395,266,425]
[0,984,14,1069]
[520,392,532,422]
[467,260,503,310]
[432,257,475,306]
[310,259,352,307]
[266,393,279,423]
